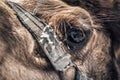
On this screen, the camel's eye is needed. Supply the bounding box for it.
[63,27,90,50]
[67,28,85,43]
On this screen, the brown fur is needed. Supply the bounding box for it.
[62,0,120,78]
[0,0,119,80]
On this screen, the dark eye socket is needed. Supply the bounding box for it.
[67,28,85,43]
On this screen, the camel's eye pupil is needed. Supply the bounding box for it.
[67,28,85,43]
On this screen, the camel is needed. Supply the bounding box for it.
[0,0,119,80]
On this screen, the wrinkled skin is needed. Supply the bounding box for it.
[0,0,119,80]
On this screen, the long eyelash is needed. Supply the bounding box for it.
[59,20,67,40]
[66,21,72,29]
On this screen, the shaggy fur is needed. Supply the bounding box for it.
[0,0,119,80]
